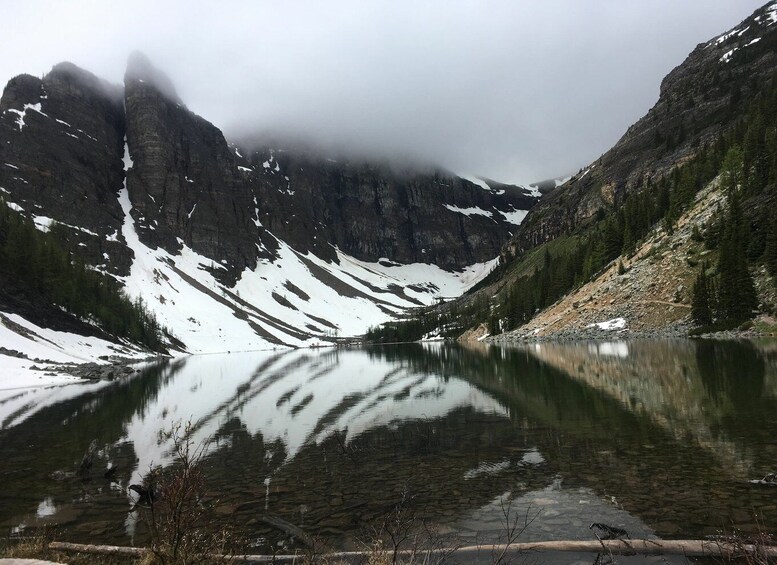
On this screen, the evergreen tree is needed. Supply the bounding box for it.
[717,191,758,323]
[765,212,777,277]
[691,264,712,326]
[602,217,622,260]
[720,145,744,193]
[0,201,167,351]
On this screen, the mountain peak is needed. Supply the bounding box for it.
[125,51,180,103]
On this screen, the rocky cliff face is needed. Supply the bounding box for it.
[244,147,536,269]
[504,1,777,262]
[124,53,277,283]
[0,63,129,273]
[2,55,534,287]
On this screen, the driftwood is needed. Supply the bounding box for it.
[48,541,147,557]
[48,538,777,562]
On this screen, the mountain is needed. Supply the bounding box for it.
[375,1,777,342]
[238,146,535,270]
[0,53,539,371]
[506,1,777,261]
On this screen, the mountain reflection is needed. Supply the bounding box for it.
[1,339,776,548]
[118,347,507,485]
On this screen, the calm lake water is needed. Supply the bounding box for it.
[1,340,776,561]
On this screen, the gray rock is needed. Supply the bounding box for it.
[0,63,130,275]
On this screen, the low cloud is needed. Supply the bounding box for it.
[0,0,765,183]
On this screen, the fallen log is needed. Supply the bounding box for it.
[48,541,146,557]
[47,538,777,562]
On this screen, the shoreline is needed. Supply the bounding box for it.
[6,326,777,392]
[484,324,777,345]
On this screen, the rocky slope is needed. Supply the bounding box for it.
[489,177,721,340]
[486,173,777,341]
[0,54,539,363]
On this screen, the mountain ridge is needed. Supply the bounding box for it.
[0,54,539,375]
[503,1,777,262]
[368,0,777,344]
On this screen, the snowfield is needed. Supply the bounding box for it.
[117,180,499,354]
[1,191,502,387]
[0,311,148,390]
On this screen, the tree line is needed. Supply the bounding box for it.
[0,203,167,351]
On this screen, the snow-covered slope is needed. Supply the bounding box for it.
[117,184,497,353]
[104,138,503,353]
[0,311,149,390]
[0,160,509,387]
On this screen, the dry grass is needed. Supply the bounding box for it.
[1,534,141,564]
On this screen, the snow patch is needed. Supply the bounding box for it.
[721,48,738,63]
[123,141,134,170]
[30,215,98,237]
[5,103,47,131]
[459,174,503,194]
[444,204,493,218]
[713,27,745,46]
[32,215,54,232]
[524,185,542,198]
[36,498,57,518]
[498,207,529,226]
[759,3,777,25]
[586,317,627,331]
[578,165,594,180]
[0,311,147,391]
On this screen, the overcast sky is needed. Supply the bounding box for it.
[1,1,766,184]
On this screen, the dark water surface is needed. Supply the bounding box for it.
[1,340,776,560]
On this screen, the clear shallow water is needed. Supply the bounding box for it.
[1,340,776,558]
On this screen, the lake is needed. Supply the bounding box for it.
[1,339,776,562]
